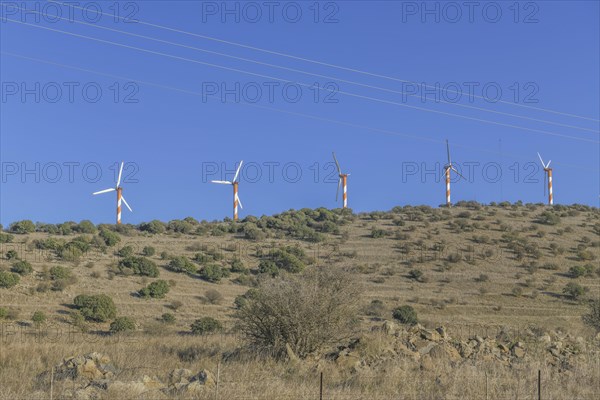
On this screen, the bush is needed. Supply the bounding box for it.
[537,211,561,226]
[167,256,197,274]
[200,264,229,283]
[116,245,134,258]
[168,300,183,312]
[392,305,418,325]
[5,250,18,260]
[408,269,424,282]
[119,256,159,277]
[235,266,361,358]
[0,307,7,319]
[76,220,97,234]
[31,311,47,325]
[563,283,585,300]
[160,313,176,324]
[139,280,170,299]
[138,220,166,234]
[110,316,136,333]
[569,265,587,278]
[583,298,600,331]
[205,289,223,304]
[190,317,222,335]
[142,246,156,257]
[73,294,117,322]
[99,229,121,247]
[11,260,33,275]
[9,220,35,234]
[258,260,279,277]
[230,257,248,273]
[0,271,20,288]
[577,250,596,262]
[0,232,14,243]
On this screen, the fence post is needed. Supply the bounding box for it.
[485,371,488,400]
[538,370,541,400]
[319,371,323,400]
[50,366,54,400]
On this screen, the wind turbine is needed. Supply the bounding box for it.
[442,140,465,207]
[537,153,553,205]
[92,161,132,224]
[333,152,350,209]
[212,160,244,221]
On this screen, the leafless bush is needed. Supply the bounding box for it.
[235,266,362,359]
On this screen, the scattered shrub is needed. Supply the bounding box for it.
[230,257,248,273]
[160,313,176,324]
[583,298,600,331]
[119,256,159,277]
[190,317,222,335]
[116,245,134,258]
[205,289,223,304]
[11,260,33,275]
[9,220,35,234]
[563,282,585,300]
[258,260,279,277]
[168,300,183,312]
[99,229,121,247]
[167,256,197,274]
[142,246,156,257]
[200,264,229,283]
[408,269,424,282]
[0,307,8,319]
[31,311,47,325]
[5,250,18,260]
[139,280,170,299]
[392,305,418,325]
[569,265,587,279]
[537,211,561,225]
[73,294,117,322]
[0,232,14,243]
[0,271,20,288]
[110,316,136,333]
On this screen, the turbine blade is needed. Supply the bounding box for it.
[116,161,124,187]
[211,180,232,185]
[336,178,341,201]
[537,152,545,167]
[121,195,133,212]
[440,166,449,181]
[93,188,115,195]
[452,166,466,181]
[546,160,551,168]
[236,193,243,209]
[446,139,451,164]
[233,160,243,183]
[332,152,342,174]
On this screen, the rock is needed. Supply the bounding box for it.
[475,336,484,344]
[436,326,448,340]
[539,335,552,345]
[420,354,435,371]
[513,347,525,358]
[286,343,300,362]
[168,368,194,386]
[382,320,396,336]
[429,344,461,362]
[141,375,164,390]
[194,369,216,388]
[498,344,509,353]
[414,340,437,355]
[336,353,361,370]
[421,329,442,342]
[595,332,600,341]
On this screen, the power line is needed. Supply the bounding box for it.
[4,4,597,135]
[45,0,600,123]
[3,51,598,173]
[4,18,598,144]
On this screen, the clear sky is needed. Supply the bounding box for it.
[1,0,599,225]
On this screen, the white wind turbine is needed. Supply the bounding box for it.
[92,161,132,224]
[442,139,466,207]
[211,160,244,221]
[333,152,350,209]
[537,152,554,205]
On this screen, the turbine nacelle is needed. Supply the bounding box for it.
[92,161,133,223]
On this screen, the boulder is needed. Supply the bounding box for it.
[382,320,396,336]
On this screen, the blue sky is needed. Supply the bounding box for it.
[1,0,599,225]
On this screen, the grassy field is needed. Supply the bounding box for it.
[0,202,599,399]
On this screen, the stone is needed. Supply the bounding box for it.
[538,335,552,345]
[420,354,435,371]
[421,329,442,342]
[436,326,448,340]
[141,375,164,390]
[498,344,509,353]
[168,368,194,386]
[194,369,216,388]
[513,347,525,358]
[429,344,461,362]
[286,343,300,362]
[382,320,396,335]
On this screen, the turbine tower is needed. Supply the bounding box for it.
[333,152,350,209]
[212,160,244,221]
[92,161,133,224]
[537,153,553,205]
[442,140,465,207]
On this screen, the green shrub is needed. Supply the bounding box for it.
[160,313,175,324]
[200,264,229,283]
[392,305,418,325]
[563,283,586,300]
[0,271,20,288]
[0,307,8,319]
[569,265,587,279]
[205,289,223,304]
[408,269,424,282]
[5,250,18,260]
[583,298,600,331]
[0,232,14,243]
[116,245,134,258]
[537,211,561,226]
[258,260,279,277]
[142,246,156,257]
[577,250,596,262]
[31,311,47,325]
[139,280,170,299]
[371,228,388,239]
[119,256,159,277]
[138,220,166,234]
[230,257,248,273]
[11,260,33,275]
[168,300,183,312]
[73,294,117,322]
[190,317,222,335]
[99,229,121,247]
[75,220,97,234]
[9,220,35,234]
[110,316,136,333]
[167,256,197,274]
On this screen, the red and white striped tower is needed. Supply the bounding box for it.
[538,153,553,206]
[445,167,451,207]
[546,167,553,205]
[233,181,239,221]
[341,174,348,208]
[116,187,123,224]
